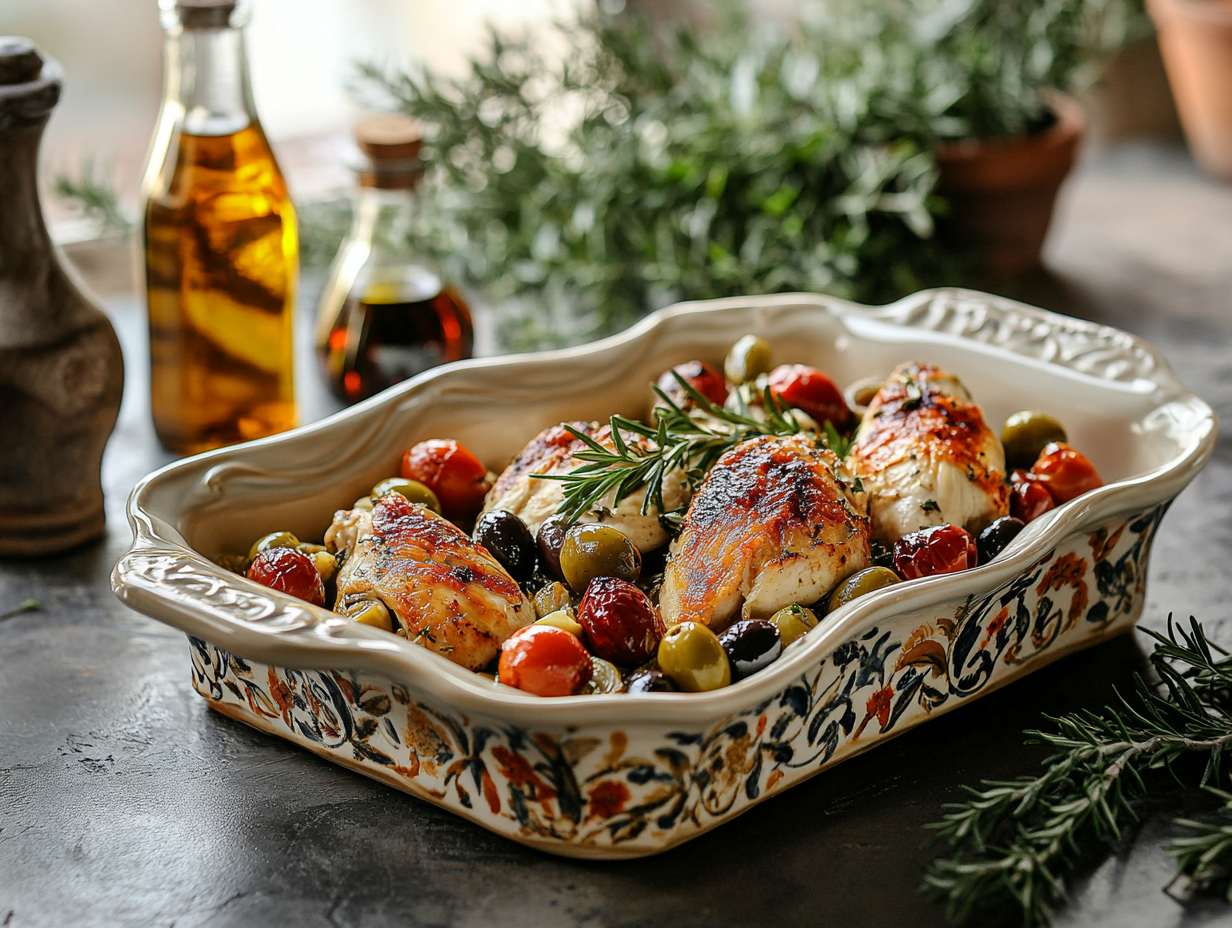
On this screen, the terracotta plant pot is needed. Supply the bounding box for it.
[934,96,1085,283]
[1148,0,1232,180]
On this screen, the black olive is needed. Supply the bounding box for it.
[536,514,569,582]
[623,669,678,693]
[870,539,895,572]
[717,619,783,681]
[977,516,1027,565]
[473,510,536,582]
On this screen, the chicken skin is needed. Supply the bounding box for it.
[659,434,870,630]
[483,421,688,553]
[325,494,533,670]
[848,362,1009,544]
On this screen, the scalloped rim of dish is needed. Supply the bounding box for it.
[113,288,1218,727]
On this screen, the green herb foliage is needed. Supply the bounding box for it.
[53,157,131,234]
[538,371,817,525]
[360,5,959,350]
[924,617,1232,925]
[358,1,1146,350]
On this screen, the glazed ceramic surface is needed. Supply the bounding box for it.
[112,289,1216,859]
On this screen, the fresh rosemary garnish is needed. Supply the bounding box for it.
[536,371,828,525]
[923,617,1232,925]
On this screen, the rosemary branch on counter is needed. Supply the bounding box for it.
[536,372,811,524]
[924,617,1232,925]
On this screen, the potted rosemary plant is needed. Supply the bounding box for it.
[916,0,1151,281]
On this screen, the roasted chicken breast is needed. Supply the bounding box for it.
[659,434,870,630]
[325,494,533,670]
[483,421,688,553]
[848,362,1009,543]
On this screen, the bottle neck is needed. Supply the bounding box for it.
[162,23,256,136]
[352,186,421,257]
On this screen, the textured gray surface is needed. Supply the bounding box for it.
[3,143,1232,928]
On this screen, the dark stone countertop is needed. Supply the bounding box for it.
[3,143,1232,928]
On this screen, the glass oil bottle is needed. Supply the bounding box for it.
[141,0,297,454]
[315,116,473,404]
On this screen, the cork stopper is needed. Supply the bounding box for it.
[355,115,424,189]
[176,0,240,29]
[0,38,60,122]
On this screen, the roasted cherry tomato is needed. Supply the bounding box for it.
[247,547,326,607]
[892,524,977,580]
[400,439,489,517]
[578,577,661,666]
[1031,442,1103,504]
[766,364,852,429]
[498,625,593,697]
[1010,469,1056,522]
[656,360,729,408]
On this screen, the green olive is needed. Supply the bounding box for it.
[247,531,299,564]
[372,477,442,513]
[724,335,773,384]
[534,609,584,637]
[559,523,641,592]
[346,600,393,632]
[769,603,819,647]
[582,657,623,695]
[827,566,900,614]
[1001,411,1068,470]
[534,581,573,619]
[353,496,374,511]
[657,622,731,692]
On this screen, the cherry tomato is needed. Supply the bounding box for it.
[766,364,852,429]
[578,577,661,666]
[892,524,977,580]
[247,547,326,607]
[498,625,593,697]
[400,439,490,517]
[1031,442,1103,504]
[1010,469,1056,522]
[656,360,729,408]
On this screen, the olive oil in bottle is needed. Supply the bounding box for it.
[316,116,473,403]
[142,0,297,454]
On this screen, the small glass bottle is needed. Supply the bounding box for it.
[315,116,473,404]
[141,0,297,454]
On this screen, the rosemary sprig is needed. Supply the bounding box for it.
[923,616,1232,925]
[536,371,812,524]
[1168,788,1232,902]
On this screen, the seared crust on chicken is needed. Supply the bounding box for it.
[659,434,870,630]
[327,494,533,670]
[484,421,688,553]
[848,362,1009,543]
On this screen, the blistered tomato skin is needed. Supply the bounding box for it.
[498,625,593,697]
[892,525,977,580]
[1010,470,1056,523]
[247,547,326,607]
[578,577,661,666]
[657,361,729,408]
[400,439,490,517]
[718,619,782,681]
[1032,442,1103,504]
[766,364,852,430]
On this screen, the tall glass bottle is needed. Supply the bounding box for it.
[315,116,473,404]
[141,0,297,454]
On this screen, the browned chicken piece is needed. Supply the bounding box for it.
[326,494,533,670]
[848,362,1009,543]
[659,434,870,630]
[484,421,688,553]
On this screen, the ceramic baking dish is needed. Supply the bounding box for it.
[112,288,1216,859]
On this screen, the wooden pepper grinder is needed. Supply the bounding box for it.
[0,38,124,557]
